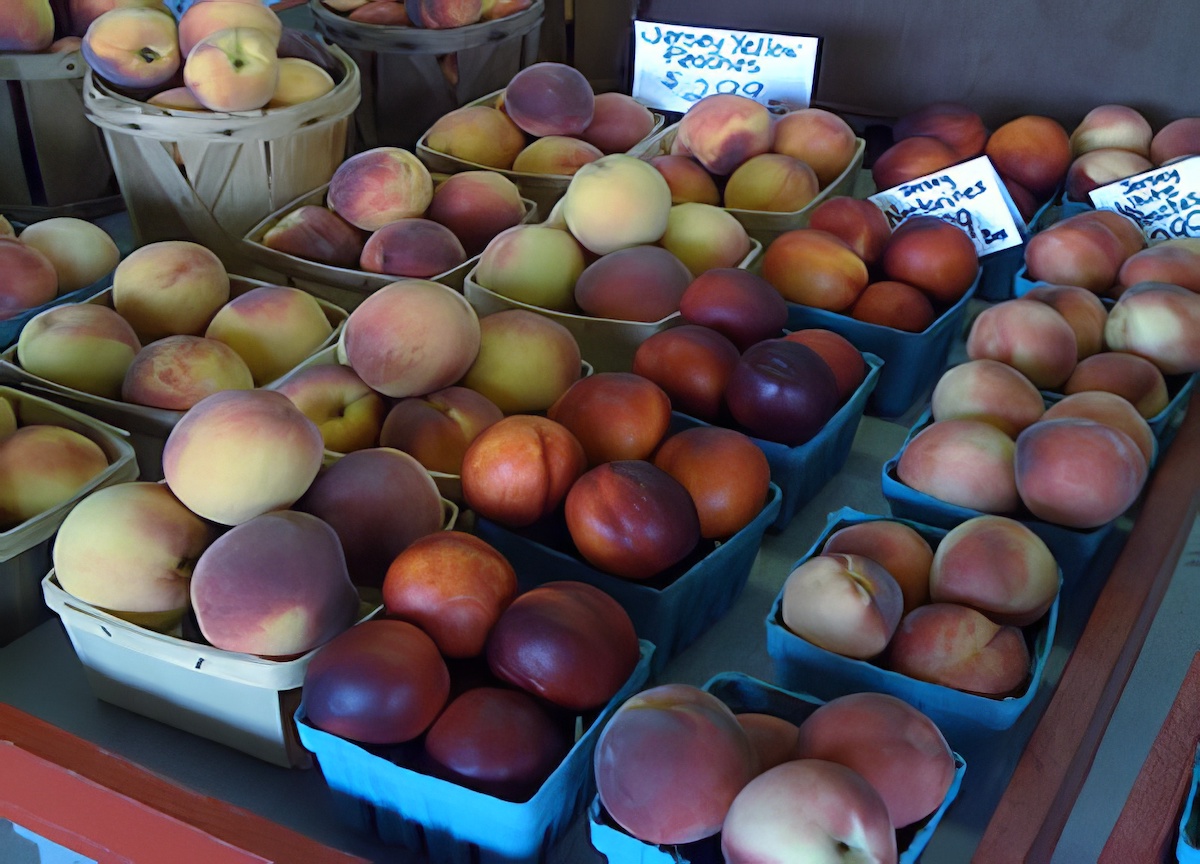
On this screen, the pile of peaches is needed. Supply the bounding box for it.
[316,0,532,29]
[0,216,120,322]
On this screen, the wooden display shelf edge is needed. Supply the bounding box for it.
[974,390,1200,863]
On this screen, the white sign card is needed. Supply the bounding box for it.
[1088,156,1200,241]
[868,156,1025,257]
[630,20,821,115]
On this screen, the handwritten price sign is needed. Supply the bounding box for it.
[1089,156,1200,241]
[630,20,820,115]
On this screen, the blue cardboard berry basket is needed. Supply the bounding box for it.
[474,483,782,676]
[295,639,655,864]
[669,351,883,532]
[764,507,1060,746]
[0,273,113,351]
[588,671,966,864]
[782,270,979,419]
[1177,743,1200,862]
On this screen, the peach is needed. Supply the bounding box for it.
[930,358,1045,438]
[379,385,503,476]
[261,205,365,269]
[302,618,450,745]
[930,514,1059,626]
[205,285,333,386]
[17,218,120,294]
[782,329,867,403]
[671,93,773,176]
[458,309,582,414]
[267,57,335,109]
[273,362,387,454]
[880,215,979,306]
[510,135,603,175]
[806,196,892,265]
[631,324,741,422]
[0,216,13,238]
[822,520,934,615]
[658,202,753,275]
[893,101,989,161]
[112,240,231,342]
[296,447,445,589]
[1118,240,1200,294]
[579,92,657,154]
[460,414,587,527]
[148,85,207,110]
[348,0,410,24]
[594,683,758,845]
[2,0,54,51]
[82,7,180,90]
[190,509,359,657]
[1103,282,1200,375]
[473,224,586,312]
[769,107,859,187]
[406,0,481,28]
[735,712,801,774]
[573,244,694,322]
[1015,417,1148,528]
[965,298,1079,389]
[678,268,788,351]
[383,531,516,658]
[1023,214,1128,294]
[1070,104,1153,158]
[761,228,869,311]
[0,425,109,531]
[1022,283,1109,360]
[503,62,595,137]
[0,239,56,320]
[985,115,1072,201]
[183,27,279,113]
[359,218,467,279]
[487,580,640,710]
[177,0,281,56]
[427,171,525,257]
[338,279,481,398]
[850,280,936,332]
[480,0,530,19]
[870,135,960,191]
[16,303,141,399]
[1043,391,1157,468]
[161,389,325,526]
[1065,148,1154,202]
[422,105,527,170]
[327,147,434,232]
[780,553,904,660]
[653,426,771,540]
[562,154,673,255]
[722,153,820,213]
[1151,117,1200,165]
[648,154,721,206]
[52,481,213,629]
[1003,176,1041,224]
[1079,209,1147,260]
[565,460,701,580]
[895,419,1019,513]
[1063,351,1170,418]
[793,692,956,829]
[121,335,254,410]
[548,373,671,466]
[0,398,15,440]
[886,602,1031,696]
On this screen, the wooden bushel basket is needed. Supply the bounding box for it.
[82,32,360,270]
[0,50,122,222]
[309,0,543,150]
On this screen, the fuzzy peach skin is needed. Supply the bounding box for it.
[327,147,435,232]
[770,107,859,188]
[176,0,282,57]
[793,691,956,829]
[261,205,365,269]
[359,219,467,280]
[1022,283,1109,360]
[871,135,960,191]
[579,91,657,155]
[17,218,120,295]
[657,202,752,276]
[68,0,168,38]
[886,602,1032,697]
[267,57,335,109]
[1070,104,1153,158]
[1042,391,1156,468]
[1151,117,1200,166]
[427,171,525,257]
[561,153,673,255]
[1103,282,1200,375]
[379,385,504,476]
[502,62,595,138]
[648,155,721,206]
[806,196,892,265]
[82,7,181,90]
[780,553,905,660]
[1062,351,1169,419]
[422,105,528,170]
[161,389,325,526]
[458,309,581,415]
[880,215,979,308]
[895,418,1020,514]
[273,362,387,454]
[0,239,57,320]
[16,304,141,400]
[473,224,586,312]
[930,358,1046,438]
[52,481,213,625]
[511,136,603,176]
[1117,239,1200,294]
[1022,214,1129,294]
[722,153,820,213]
[965,298,1079,390]
[184,27,280,113]
[408,0,483,28]
[985,114,1072,201]
[761,228,869,311]
[822,519,935,615]
[671,93,773,176]
[121,334,254,410]
[2,0,54,51]
[111,240,231,342]
[338,279,481,399]
[1065,148,1154,202]
[0,425,109,531]
[205,285,333,387]
[573,245,693,323]
[0,397,16,440]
